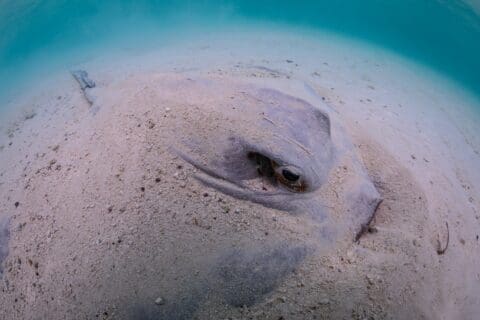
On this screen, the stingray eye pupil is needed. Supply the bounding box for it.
[282,169,300,182]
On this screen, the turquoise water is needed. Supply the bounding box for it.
[0,1,479,103]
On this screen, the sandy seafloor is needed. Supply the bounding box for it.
[0,28,479,319]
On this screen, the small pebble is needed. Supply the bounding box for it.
[155,297,165,305]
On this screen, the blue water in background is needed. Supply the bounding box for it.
[0,0,479,104]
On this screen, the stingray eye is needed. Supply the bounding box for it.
[275,166,307,192]
[282,169,300,182]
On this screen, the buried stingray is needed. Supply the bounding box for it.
[83,75,382,319]
[173,78,381,241]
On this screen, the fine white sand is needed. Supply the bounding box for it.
[0,28,479,319]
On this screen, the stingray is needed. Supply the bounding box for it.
[172,77,382,241]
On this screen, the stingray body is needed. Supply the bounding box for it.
[171,77,381,240]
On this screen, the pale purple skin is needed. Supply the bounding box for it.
[176,86,381,241]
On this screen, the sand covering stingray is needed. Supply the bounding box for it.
[1,70,450,319]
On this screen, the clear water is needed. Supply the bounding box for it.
[0,1,479,103]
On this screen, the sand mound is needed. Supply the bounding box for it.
[0,65,478,319]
